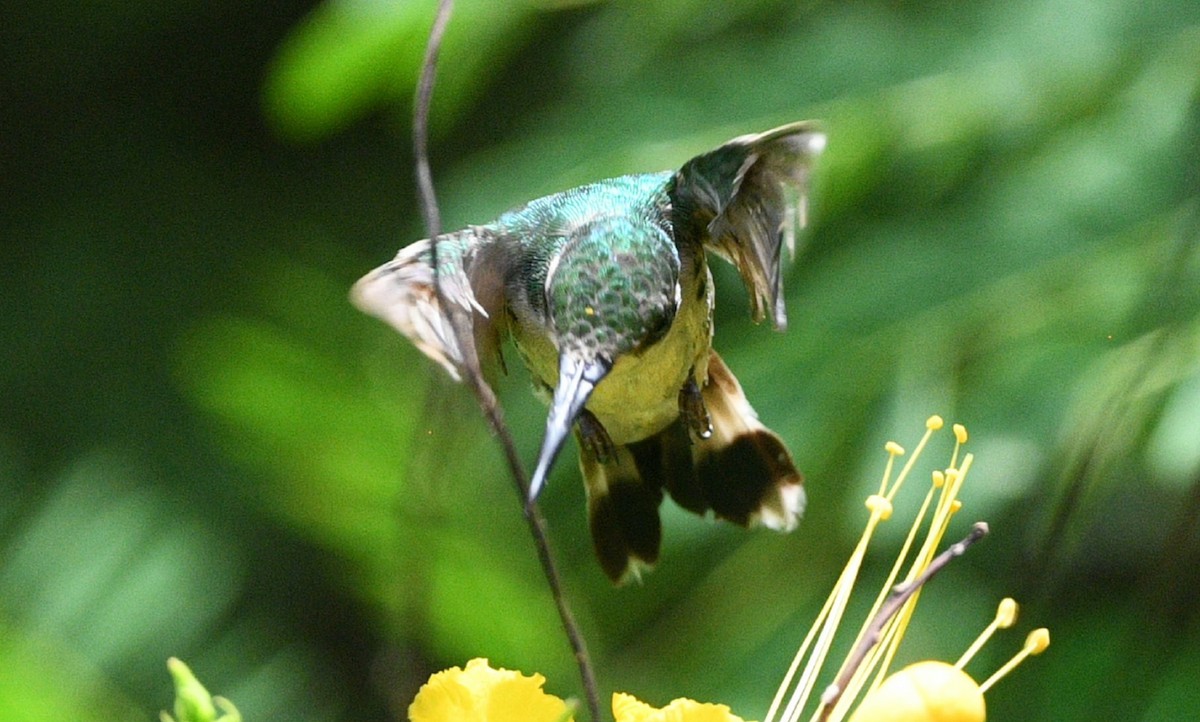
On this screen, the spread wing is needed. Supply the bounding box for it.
[351,227,508,381]
[669,121,825,330]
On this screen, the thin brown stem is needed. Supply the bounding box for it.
[411,2,602,719]
[412,0,452,238]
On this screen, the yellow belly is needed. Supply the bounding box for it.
[585,271,712,443]
[514,264,714,445]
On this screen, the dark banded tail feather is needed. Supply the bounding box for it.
[580,445,664,583]
[686,350,805,530]
[581,349,803,583]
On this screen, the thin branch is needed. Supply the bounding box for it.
[412,0,452,237]
[411,3,603,720]
[815,522,990,722]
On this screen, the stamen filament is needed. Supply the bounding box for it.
[767,508,891,722]
[858,445,974,699]
[979,628,1050,693]
[814,524,990,722]
[956,598,1018,670]
[817,422,960,720]
[764,581,838,722]
[771,418,1031,722]
[879,442,904,496]
[950,423,968,468]
[885,416,943,504]
[920,454,973,573]
[834,477,941,709]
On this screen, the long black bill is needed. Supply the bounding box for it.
[527,355,609,504]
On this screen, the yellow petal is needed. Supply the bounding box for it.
[612,693,754,722]
[408,665,479,722]
[613,692,658,722]
[659,697,754,722]
[848,661,985,722]
[410,658,571,722]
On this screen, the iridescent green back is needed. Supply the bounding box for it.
[491,172,680,363]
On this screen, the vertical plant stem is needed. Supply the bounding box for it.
[411,2,603,719]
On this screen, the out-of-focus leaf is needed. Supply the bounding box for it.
[264,0,541,140]
[0,451,340,721]
[174,259,426,619]
[0,624,136,722]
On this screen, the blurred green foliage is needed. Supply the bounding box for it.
[3,0,1199,720]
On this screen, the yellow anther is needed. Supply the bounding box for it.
[956,597,1020,670]
[931,470,946,488]
[865,494,893,520]
[584,306,595,316]
[953,424,968,444]
[885,441,905,456]
[926,415,944,430]
[1026,628,1050,654]
[996,598,1018,628]
[948,499,962,514]
[979,626,1052,693]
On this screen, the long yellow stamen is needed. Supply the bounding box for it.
[831,472,941,718]
[884,416,943,504]
[766,495,894,722]
[773,417,1024,722]
[921,454,972,570]
[956,598,1018,670]
[878,442,905,496]
[814,419,952,722]
[949,423,968,468]
[979,628,1050,693]
[855,439,973,708]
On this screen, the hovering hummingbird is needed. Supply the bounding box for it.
[353,121,824,582]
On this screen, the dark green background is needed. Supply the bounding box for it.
[3,0,1199,719]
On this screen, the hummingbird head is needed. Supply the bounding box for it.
[527,216,682,502]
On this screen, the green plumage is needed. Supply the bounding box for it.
[353,122,825,582]
[490,174,680,366]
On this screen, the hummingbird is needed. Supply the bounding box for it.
[353,121,824,583]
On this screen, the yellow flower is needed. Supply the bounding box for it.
[408,419,1050,722]
[407,660,756,722]
[408,658,573,722]
[847,662,983,722]
[764,417,1050,722]
[613,692,753,722]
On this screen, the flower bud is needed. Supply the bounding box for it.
[848,661,984,722]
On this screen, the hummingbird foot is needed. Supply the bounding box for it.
[678,374,713,441]
[577,409,616,464]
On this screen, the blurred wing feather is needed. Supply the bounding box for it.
[351,228,506,381]
[671,122,825,329]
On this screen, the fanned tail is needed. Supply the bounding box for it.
[583,350,803,583]
[680,350,805,530]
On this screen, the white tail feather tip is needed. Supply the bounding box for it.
[754,481,806,532]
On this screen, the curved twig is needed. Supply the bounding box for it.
[411,2,603,719]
